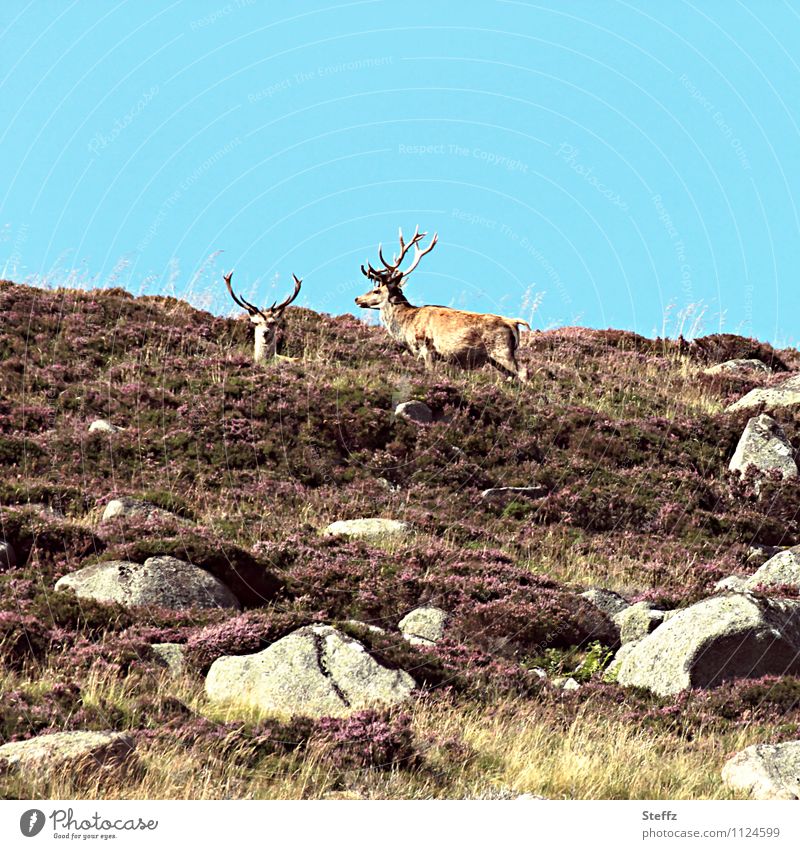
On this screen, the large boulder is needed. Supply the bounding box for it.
[722,741,800,799]
[398,606,448,646]
[322,518,411,540]
[55,556,240,610]
[0,731,136,779]
[728,414,797,481]
[742,545,800,591]
[205,625,415,718]
[615,593,800,696]
[149,642,187,676]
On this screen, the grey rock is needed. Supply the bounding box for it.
[398,606,448,646]
[55,556,240,611]
[100,497,178,524]
[88,419,121,434]
[581,588,630,618]
[0,731,136,778]
[394,400,433,424]
[344,620,387,635]
[551,676,581,691]
[481,486,548,501]
[205,625,415,718]
[727,377,800,412]
[743,545,800,591]
[613,602,664,643]
[722,741,800,799]
[728,414,797,482]
[616,593,800,696]
[322,518,411,539]
[0,541,16,570]
[150,643,187,676]
[713,575,750,593]
[704,359,771,377]
[604,640,641,681]
[746,543,784,568]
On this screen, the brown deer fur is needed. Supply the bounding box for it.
[355,228,530,380]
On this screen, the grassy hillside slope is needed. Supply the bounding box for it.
[1,278,799,799]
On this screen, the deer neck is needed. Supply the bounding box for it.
[380,294,416,342]
[253,325,278,363]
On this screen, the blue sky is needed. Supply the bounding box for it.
[1,0,799,345]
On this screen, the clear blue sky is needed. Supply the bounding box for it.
[1,1,799,345]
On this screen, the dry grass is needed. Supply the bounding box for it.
[0,663,760,800]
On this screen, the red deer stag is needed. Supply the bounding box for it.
[224,271,302,363]
[355,227,530,380]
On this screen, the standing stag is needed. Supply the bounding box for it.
[355,228,530,380]
[224,271,302,363]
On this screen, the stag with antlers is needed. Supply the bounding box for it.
[355,227,530,380]
[224,271,302,363]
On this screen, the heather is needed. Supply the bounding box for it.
[1,278,800,798]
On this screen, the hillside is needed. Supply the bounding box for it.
[2,277,800,799]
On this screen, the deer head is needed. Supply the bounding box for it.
[355,226,438,310]
[224,270,302,362]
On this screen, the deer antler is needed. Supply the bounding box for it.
[396,227,437,281]
[269,274,302,313]
[362,227,438,283]
[224,271,268,320]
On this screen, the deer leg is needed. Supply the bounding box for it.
[489,352,525,381]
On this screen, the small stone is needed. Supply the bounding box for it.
[481,486,548,501]
[344,620,387,635]
[322,518,411,539]
[0,541,16,570]
[88,419,121,434]
[100,497,176,523]
[714,575,750,593]
[612,602,664,643]
[581,588,630,618]
[394,400,433,424]
[398,606,448,646]
[703,359,771,377]
[150,643,186,676]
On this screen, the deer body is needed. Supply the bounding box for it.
[376,293,529,375]
[356,227,530,380]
